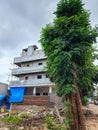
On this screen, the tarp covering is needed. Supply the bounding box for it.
[6,99,11,109]
[0,94,7,100]
[9,87,25,103]
[0,94,7,107]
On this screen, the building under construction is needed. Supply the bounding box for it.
[9,45,61,106]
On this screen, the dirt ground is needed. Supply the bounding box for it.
[0,104,98,130]
[85,104,98,130]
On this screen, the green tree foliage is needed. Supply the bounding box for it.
[40,0,98,99]
[92,66,98,84]
[39,0,98,129]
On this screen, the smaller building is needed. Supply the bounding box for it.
[0,82,8,95]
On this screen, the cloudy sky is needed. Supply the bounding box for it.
[0,0,98,83]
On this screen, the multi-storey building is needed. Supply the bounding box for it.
[9,45,61,106]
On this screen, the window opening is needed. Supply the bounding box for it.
[38,62,42,65]
[27,64,29,67]
[37,75,42,79]
[25,76,28,80]
[43,92,48,95]
[24,88,33,95]
[36,93,40,96]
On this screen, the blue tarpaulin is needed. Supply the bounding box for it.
[0,94,7,100]
[6,99,11,109]
[9,87,25,103]
[0,94,7,107]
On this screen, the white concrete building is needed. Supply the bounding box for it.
[9,45,61,105]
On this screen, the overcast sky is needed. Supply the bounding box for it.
[0,0,98,84]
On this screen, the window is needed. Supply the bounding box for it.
[24,88,33,95]
[37,75,42,79]
[43,92,48,95]
[27,64,29,67]
[36,93,40,96]
[38,62,42,65]
[25,76,28,80]
[24,49,28,52]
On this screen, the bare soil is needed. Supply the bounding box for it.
[0,104,98,130]
[85,104,98,130]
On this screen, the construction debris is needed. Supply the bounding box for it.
[0,104,98,130]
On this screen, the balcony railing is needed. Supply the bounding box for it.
[12,66,46,75]
[9,79,55,87]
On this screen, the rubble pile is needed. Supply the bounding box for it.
[0,105,65,130]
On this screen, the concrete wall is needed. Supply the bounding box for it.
[49,93,63,107]
[22,45,38,56]
[14,49,47,64]
[10,80,54,87]
[12,59,47,76]
[0,83,8,95]
[12,66,46,75]
[19,73,48,81]
[21,59,46,67]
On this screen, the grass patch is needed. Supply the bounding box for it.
[2,115,22,124]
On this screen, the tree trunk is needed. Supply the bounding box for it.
[67,90,86,130]
[67,65,86,130]
[67,94,79,130]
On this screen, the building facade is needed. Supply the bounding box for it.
[9,45,61,105]
[0,82,8,95]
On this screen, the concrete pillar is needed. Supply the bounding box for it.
[49,86,52,94]
[33,87,36,95]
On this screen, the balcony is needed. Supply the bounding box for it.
[14,50,47,65]
[9,79,55,87]
[12,66,46,76]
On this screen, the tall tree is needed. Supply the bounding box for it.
[39,0,98,130]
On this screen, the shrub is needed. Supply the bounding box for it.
[82,96,89,106]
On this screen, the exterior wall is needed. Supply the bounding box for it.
[49,94,62,104]
[10,80,54,87]
[21,96,49,105]
[21,60,46,67]
[14,49,47,65]
[20,73,48,81]
[22,45,38,56]
[0,83,8,95]
[12,66,46,76]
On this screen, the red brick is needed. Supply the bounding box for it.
[20,96,49,105]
